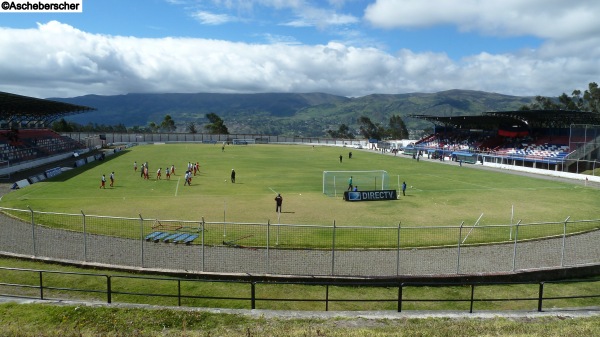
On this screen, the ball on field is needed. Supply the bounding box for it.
[224,179,227,182]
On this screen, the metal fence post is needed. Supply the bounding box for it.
[266,220,270,274]
[396,222,401,276]
[106,275,112,304]
[331,220,336,276]
[28,206,36,256]
[38,271,43,300]
[561,216,570,267]
[512,220,521,272]
[457,221,464,274]
[537,282,544,312]
[201,217,205,272]
[81,210,87,262]
[251,281,256,309]
[397,283,403,312]
[139,214,144,268]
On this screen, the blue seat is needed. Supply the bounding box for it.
[182,234,198,245]
[152,232,170,242]
[145,231,163,241]
[163,232,183,242]
[172,233,191,243]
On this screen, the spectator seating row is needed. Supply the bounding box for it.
[0,129,85,164]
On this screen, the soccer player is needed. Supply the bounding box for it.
[165,166,171,180]
[100,174,106,189]
[156,168,162,180]
[109,172,114,187]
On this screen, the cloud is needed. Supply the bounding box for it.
[191,10,237,25]
[0,21,599,99]
[364,0,600,40]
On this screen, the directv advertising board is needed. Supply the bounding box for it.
[344,190,397,201]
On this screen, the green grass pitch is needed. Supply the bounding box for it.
[1,143,598,232]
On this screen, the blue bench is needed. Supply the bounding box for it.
[145,231,163,241]
[182,234,198,245]
[172,233,191,243]
[152,232,171,242]
[162,232,184,242]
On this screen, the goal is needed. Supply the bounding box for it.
[323,170,389,197]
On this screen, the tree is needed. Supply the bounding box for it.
[51,118,74,132]
[520,82,600,112]
[387,115,409,139]
[357,116,385,139]
[160,115,176,132]
[583,82,600,112]
[204,113,229,134]
[148,122,159,133]
[327,123,354,139]
[186,121,198,134]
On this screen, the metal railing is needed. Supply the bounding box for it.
[0,266,599,312]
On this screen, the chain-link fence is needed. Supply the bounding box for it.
[1,207,598,277]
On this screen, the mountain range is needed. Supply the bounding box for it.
[52,90,534,137]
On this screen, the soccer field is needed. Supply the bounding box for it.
[1,143,598,230]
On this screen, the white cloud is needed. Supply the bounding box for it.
[192,10,237,25]
[0,21,599,99]
[364,0,600,40]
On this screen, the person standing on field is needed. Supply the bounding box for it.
[402,181,407,196]
[275,193,283,213]
[100,174,106,189]
[109,172,114,187]
[348,176,353,191]
[230,169,236,183]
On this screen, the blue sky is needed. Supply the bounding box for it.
[0,0,599,99]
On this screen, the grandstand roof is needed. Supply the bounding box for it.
[408,114,525,130]
[410,110,600,129]
[0,91,95,127]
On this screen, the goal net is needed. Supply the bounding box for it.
[323,170,389,197]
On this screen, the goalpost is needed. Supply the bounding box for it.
[323,170,389,197]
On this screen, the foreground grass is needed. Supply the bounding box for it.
[0,302,599,337]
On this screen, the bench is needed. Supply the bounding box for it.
[144,231,163,241]
[162,232,184,243]
[165,233,190,243]
[152,232,171,242]
[171,233,192,243]
[182,234,198,245]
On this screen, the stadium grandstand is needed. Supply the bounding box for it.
[0,91,96,178]
[408,110,600,172]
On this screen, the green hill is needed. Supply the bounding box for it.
[53,90,533,137]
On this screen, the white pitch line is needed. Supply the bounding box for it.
[175,177,181,196]
[269,187,278,194]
